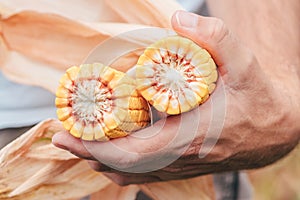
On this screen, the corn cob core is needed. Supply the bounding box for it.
[136,36,218,115]
[55,63,150,141]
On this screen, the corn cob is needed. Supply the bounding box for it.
[55,63,150,141]
[136,36,218,115]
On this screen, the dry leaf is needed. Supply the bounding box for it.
[0,0,123,22]
[0,10,176,92]
[102,0,183,28]
[0,119,118,200]
[0,119,142,200]
[0,11,110,69]
[1,51,62,93]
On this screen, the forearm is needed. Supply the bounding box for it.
[207,0,300,84]
[207,0,300,138]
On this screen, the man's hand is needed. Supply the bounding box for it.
[52,11,300,186]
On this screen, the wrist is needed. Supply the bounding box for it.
[271,71,300,143]
[264,60,300,97]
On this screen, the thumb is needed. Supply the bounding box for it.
[171,10,256,83]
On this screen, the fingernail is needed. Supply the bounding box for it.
[175,10,198,28]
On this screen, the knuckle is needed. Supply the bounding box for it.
[239,52,260,86]
[88,161,100,171]
[88,161,111,172]
[161,166,182,174]
[117,154,140,169]
[114,177,130,186]
[209,18,229,44]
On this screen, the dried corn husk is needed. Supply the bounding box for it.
[0,0,181,92]
[0,119,140,200]
[0,11,176,93]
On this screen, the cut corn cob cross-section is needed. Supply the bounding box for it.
[136,36,218,115]
[55,63,151,141]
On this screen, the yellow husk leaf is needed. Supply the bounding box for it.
[102,0,182,28]
[0,10,176,92]
[0,119,138,200]
[0,0,183,86]
[0,0,123,22]
[0,11,110,70]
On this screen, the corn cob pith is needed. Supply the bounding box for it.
[55,63,150,141]
[136,36,218,115]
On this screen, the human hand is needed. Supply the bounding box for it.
[52,10,300,185]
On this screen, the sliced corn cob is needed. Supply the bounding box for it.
[55,63,150,141]
[136,36,218,115]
